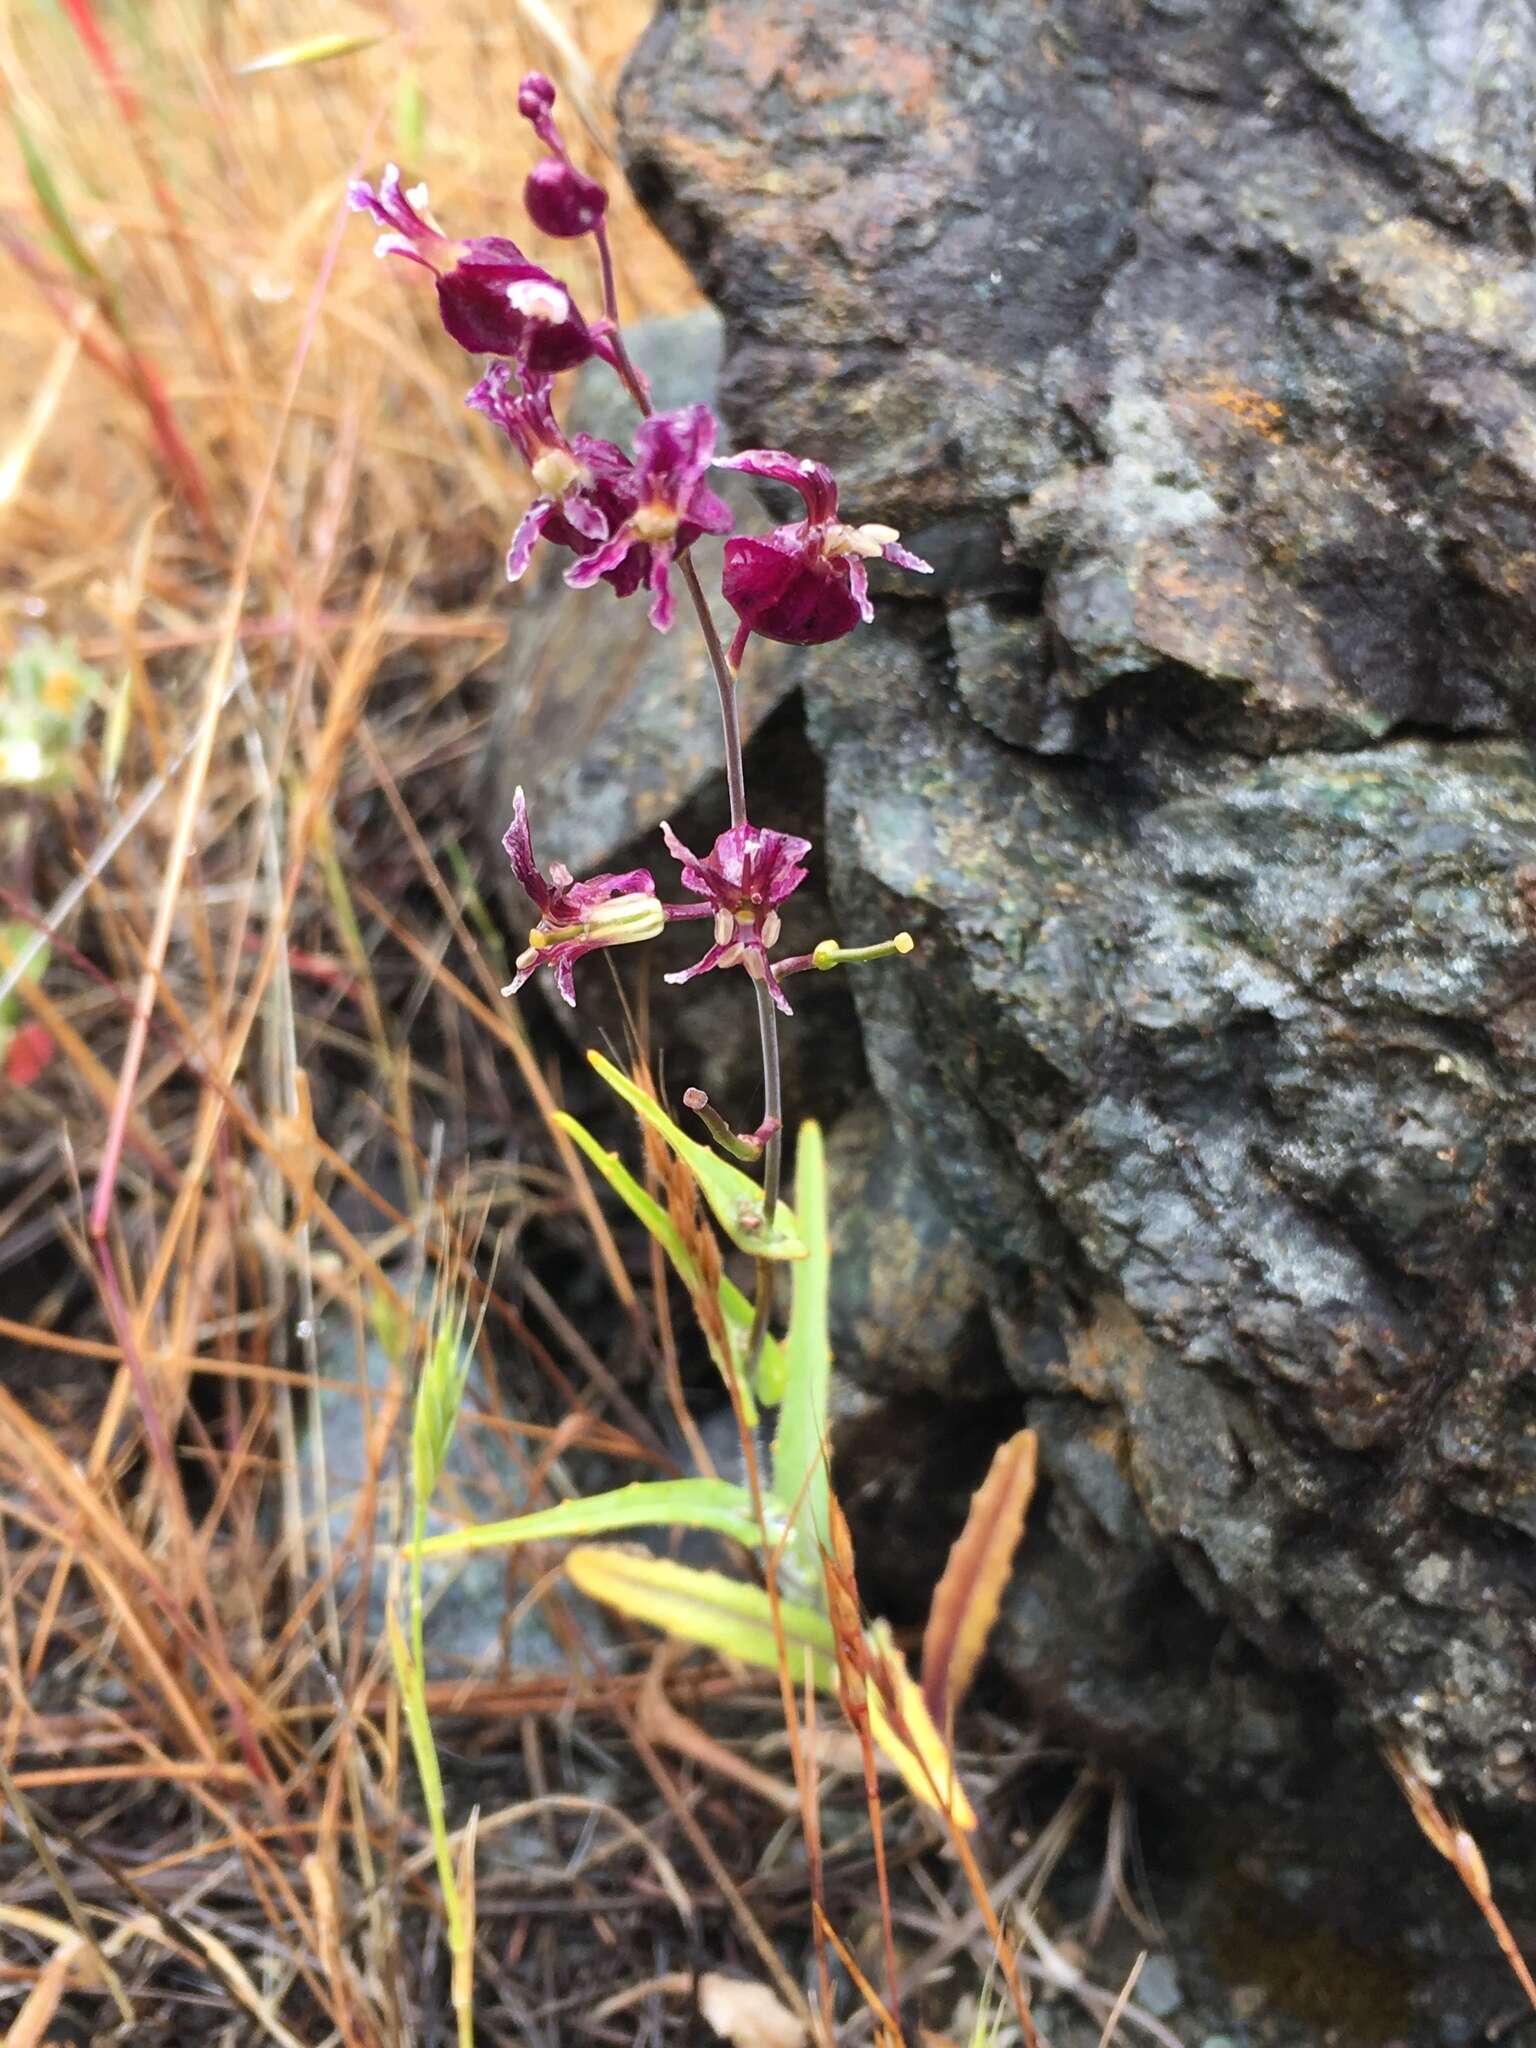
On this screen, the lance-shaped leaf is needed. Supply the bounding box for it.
[866,1619,977,1831]
[565,1547,838,1690]
[417,1479,769,1558]
[773,1122,831,1571]
[587,1051,807,1260]
[568,1545,975,1829]
[553,1108,784,1420]
[920,1428,1038,1732]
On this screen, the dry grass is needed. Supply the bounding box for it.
[0,4,1087,2042]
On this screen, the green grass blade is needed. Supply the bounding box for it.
[565,1548,837,1689]
[587,1051,806,1261]
[772,1122,832,1572]
[11,110,102,285]
[236,30,388,75]
[417,1478,770,1557]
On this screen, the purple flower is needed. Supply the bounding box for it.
[565,406,734,630]
[659,819,811,1016]
[716,450,932,663]
[513,72,608,238]
[348,165,597,374]
[467,363,640,581]
[503,788,663,1006]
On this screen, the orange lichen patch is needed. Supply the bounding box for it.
[1065,1294,1158,1406]
[1188,380,1286,442]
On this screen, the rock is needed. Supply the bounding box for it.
[1136,1955,1183,2018]
[305,1321,571,1677]
[616,0,1536,1836]
[824,1095,1002,1397]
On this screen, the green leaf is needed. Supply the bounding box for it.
[554,1109,695,1280]
[11,112,102,286]
[586,1052,807,1261]
[554,1107,776,1424]
[417,1479,770,1558]
[565,1548,838,1689]
[387,1609,446,1820]
[773,1123,832,1572]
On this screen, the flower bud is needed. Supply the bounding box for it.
[524,156,608,238]
[517,72,557,119]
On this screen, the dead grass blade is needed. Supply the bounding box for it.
[920,1429,1037,1733]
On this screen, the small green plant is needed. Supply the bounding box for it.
[419,1053,1024,1836]
[0,635,99,794]
[389,1282,481,2048]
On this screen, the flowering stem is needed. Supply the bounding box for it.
[589,217,776,1205]
[677,553,748,833]
[753,979,784,1218]
[592,222,650,414]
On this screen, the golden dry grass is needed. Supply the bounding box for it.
[0,5,744,2041]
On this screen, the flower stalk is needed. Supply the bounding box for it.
[354,76,931,1228]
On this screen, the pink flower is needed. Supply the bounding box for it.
[716,450,932,663]
[467,364,636,581]
[659,819,811,1016]
[349,166,597,374]
[503,788,663,1007]
[565,405,734,630]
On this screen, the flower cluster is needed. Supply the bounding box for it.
[355,72,927,1108]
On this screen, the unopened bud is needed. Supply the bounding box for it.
[517,72,557,120]
[812,931,914,970]
[524,157,608,238]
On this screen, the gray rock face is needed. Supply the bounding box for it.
[617,0,1536,1821]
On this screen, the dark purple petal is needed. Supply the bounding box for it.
[439,255,592,369]
[722,533,863,648]
[466,360,558,462]
[507,499,554,581]
[712,823,812,907]
[646,550,677,632]
[658,820,718,903]
[560,492,608,542]
[503,788,550,911]
[716,449,838,524]
[634,405,717,503]
[348,165,445,267]
[663,942,729,988]
[565,867,657,911]
[551,953,579,1007]
[846,556,874,626]
[524,157,608,238]
[759,956,795,1016]
[681,479,735,539]
[563,531,637,591]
